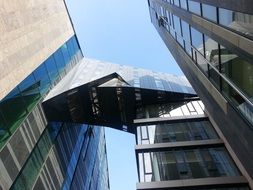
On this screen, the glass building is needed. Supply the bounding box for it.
[0,1,110,190]
[40,58,250,189]
[2,1,252,190]
[146,0,253,189]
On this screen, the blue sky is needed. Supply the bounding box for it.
[65,0,182,189]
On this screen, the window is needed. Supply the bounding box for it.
[33,64,51,95]
[190,27,204,55]
[188,0,201,15]
[202,4,217,22]
[220,45,253,99]
[45,56,59,83]
[138,148,240,182]
[174,0,180,7]
[204,35,220,87]
[54,49,66,74]
[181,20,191,54]
[219,8,253,38]
[173,15,182,36]
[180,0,188,10]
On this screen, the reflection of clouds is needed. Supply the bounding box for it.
[158,100,204,118]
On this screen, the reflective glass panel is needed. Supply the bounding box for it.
[188,0,201,15]
[33,64,51,95]
[220,45,253,99]
[222,78,253,126]
[138,147,240,182]
[45,56,59,83]
[72,36,80,53]
[173,15,182,36]
[67,37,75,58]
[0,87,26,135]
[137,120,218,144]
[54,48,66,74]
[0,110,8,148]
[181,20,191,54]
[219,8,253,38]
[180,0,188,10]
[204,35,220,87]
[61,44,71,66]
[18,74,40,112]
[174,0,180,7]
[202,4,217,22]
[191,27,204,55]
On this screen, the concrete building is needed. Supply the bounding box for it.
[147,0,253,189]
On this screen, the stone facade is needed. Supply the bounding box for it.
[0,0,74,100]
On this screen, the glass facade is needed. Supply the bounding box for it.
[0,36,82,150]
[149,1,253,126]
[135,98,243,186]
[164,0,253,39]
[219,8,253,38]
[137,120,218,145]
[137,100,204,119]
[10,123,109,190]
[138,147,240,182]
[135,99,244,186]
[0,35,110,190]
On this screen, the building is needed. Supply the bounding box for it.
[147,0,253,189]
[1,1,252,190]
[41,58,250,189]
[0,1,109,190]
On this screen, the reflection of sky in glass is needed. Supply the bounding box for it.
[219,8,233,26]
[191,27,204,54]
[188,0,201,15]
[180,0,188,10]
[202,4,217,22]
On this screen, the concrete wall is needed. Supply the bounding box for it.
[0,0,74,100]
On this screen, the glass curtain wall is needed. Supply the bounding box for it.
[0,35,82,149]
[150,1,253,126]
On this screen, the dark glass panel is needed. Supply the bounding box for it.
[0,110,8,147]
[209,65,221,89]
[221,78,253,125]
[219,8,253,38]
[140,147,240,182]
[220,45,253,99]
[33,63,51,95]
[202,4,217,22]
[45,56,59,83]
[188,0,201,15]
[0,87,27,137]
[151,120,218,143]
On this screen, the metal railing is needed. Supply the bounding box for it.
[158,15,253,126]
